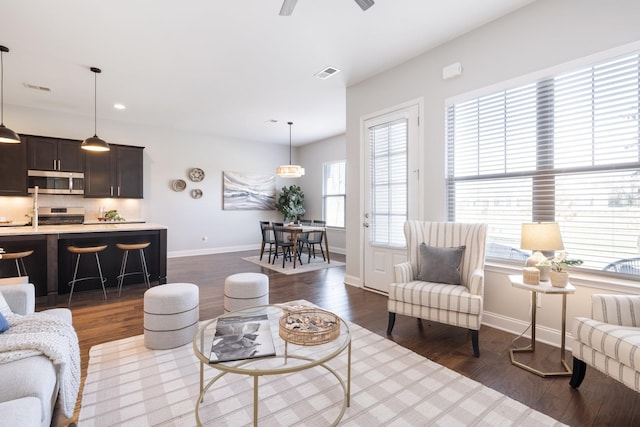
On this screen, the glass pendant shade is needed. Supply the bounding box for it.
[276,121,305,178]
[82,66,109,152]
[0,45,20,144]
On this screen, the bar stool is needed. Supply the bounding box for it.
[0,250,34,277]
[67,244,108,305]
[116,242,151,296]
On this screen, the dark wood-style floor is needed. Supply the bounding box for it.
[42,250,639,426]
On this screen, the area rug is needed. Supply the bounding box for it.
[79,309,564,426]
[242,255,345,275]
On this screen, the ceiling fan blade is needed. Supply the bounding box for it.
[279,0,298,16]
[354,0,375,11]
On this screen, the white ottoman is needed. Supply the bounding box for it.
[144,283,199,350]
[224,273,269,312]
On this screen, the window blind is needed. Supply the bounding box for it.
[370,118,408,247]
[447,52,640,275]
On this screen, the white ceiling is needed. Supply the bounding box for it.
[0,0,534,145]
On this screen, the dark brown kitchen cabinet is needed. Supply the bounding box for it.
[84,144,143,198]
[26,135,84,172]
[0,138,27,196]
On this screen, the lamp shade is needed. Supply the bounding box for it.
[276,164,305,178]
[81,135,110,152]
[520,222,564,251]
[0,124,20,143]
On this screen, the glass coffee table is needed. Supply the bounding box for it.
[192,304,351,426]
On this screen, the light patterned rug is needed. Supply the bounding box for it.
[242,255,345,275]
[79,309,565,427]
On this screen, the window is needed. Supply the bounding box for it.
[369,119,408,247]
[323,160,346,227]
[446,51,640,276]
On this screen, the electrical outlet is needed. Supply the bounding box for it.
[536,293,542,308]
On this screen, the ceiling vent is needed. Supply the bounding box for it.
[23,83,51,92]
[315,66,340,80]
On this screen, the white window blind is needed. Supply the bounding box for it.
[447,52,640,276]
[370,118,408,247]
[323,160,346,227]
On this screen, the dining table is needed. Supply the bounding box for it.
[281,224,330,269]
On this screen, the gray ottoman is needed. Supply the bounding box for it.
[224,273,269,312]
[144,283,199,350]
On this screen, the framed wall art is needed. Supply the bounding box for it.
[223,171,276,210]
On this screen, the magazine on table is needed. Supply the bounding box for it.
[209,314,276,363]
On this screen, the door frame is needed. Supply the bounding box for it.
[358,98,424,293]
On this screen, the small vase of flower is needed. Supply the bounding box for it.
[548,251,583,287]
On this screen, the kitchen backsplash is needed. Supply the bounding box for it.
[0,195,143,224]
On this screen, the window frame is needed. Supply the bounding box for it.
[445,43,640,286]
[322,160,346,228]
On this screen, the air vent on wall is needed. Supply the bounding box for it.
[315,66,340,80]
[23,83,51,92]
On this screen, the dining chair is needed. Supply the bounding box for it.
[301,220,326,263]
[272,224,302,267]
[259,221,275,263]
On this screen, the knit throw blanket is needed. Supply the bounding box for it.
[0,312,80,418]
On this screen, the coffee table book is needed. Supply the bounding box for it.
[209,314,276,363]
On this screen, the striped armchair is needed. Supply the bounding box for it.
[570,294,640,392]
[387,221,487,357]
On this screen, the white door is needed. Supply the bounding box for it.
[363,103,421,293]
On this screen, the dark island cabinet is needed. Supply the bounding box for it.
[84,144,144,198]
[0,137,28,196]
[26,135,84,172]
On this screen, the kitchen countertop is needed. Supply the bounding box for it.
[0,222,167,236]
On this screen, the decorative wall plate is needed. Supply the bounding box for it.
[191,189,203,199]
[172,179,187,192]
[189,168,205,182]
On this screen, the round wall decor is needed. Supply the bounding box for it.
[171,179,187,192]
[189,168,205,182]
[191,189,203,199]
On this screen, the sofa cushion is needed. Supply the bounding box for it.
[0,292,12,317]
[573,316,640,370]
[0,396,42,427]
[0,355,57,427]
[417,244,465,285]
[388,280,482,315]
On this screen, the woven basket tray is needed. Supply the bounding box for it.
[279,308,340,346]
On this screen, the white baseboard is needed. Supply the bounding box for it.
[482,310,573,350]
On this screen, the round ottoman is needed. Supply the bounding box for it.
[144,283,199,350]
[224,273,269,312]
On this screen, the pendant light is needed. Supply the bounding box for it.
[276,121,305,178]
[81,67,110,152]
[0,45,20,144]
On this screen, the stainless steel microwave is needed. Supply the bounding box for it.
[27,170,85,195]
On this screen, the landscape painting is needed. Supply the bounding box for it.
[223,171,276,210]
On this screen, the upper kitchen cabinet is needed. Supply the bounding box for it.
[26,135,84,172]
[84,144,144,198]
[0,138,27,196]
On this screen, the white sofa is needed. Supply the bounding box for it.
[571,293,640,392]
[0,277,74,427]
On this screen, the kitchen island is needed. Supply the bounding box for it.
[0,223,167,305]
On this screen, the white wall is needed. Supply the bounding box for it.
[345,0,640,346]
[298,133,347,253]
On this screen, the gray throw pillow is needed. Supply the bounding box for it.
[417,243,466,285]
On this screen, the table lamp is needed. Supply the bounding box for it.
[520,222,564,269]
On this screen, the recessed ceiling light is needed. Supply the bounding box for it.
[113,103,126,110]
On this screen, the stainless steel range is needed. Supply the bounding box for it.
[37,207,85,225]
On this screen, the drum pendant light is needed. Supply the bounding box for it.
[81,67,110,152]
[0,45,20,144]
[276,121,305,178]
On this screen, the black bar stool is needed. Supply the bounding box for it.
[67,245,108,305]
[0,250,34,277]
[116,242,151,296]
